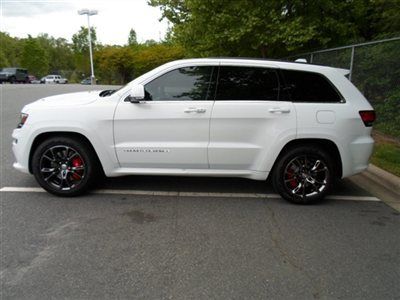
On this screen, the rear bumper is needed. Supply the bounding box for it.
[342,135,374,177]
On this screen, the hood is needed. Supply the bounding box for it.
[24,90,102,111]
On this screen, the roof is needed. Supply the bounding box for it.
[161,58,348,74]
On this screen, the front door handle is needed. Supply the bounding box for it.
[184,108,206,113]
[268,107,291,114]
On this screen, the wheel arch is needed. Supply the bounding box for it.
[28,131,105,175]
[271,138,343,179]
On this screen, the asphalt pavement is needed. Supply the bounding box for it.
[1,84,399,299]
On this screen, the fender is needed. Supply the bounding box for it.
[26,122,119,176]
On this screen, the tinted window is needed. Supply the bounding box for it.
[145,66,214,101]
[281,70,342,102]
[215,66,279,101]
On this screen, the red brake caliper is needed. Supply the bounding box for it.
[71,157,83,180]
[287,169,298,188]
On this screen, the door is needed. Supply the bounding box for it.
[209,65,296,171]
[114,65,216,169]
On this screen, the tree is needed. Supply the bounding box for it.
[20,35,49,76]
[95,46,136,84]
[132,43,185,76]
[0,50,9,67]
[36,34,74,73]
[0,32,23,67]
[72,26,97,53]
[72,26,98,76]
[149,0,400,58]
[128,29,138,46]
[149,0,322,57]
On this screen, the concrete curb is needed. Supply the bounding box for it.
[349,164,400,212]
[364,164,400,196]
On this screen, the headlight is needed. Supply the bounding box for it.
[17,113,29,128]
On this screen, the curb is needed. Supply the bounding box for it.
[349,164,400,212]
[363,164,400,196]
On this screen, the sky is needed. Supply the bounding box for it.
[0,0,170,45]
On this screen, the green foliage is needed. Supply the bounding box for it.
[0,50,9,67]
[353,40,400,104]
[133,43,185,76]
[72,26,97,53]
[0,0,398,94]
[72,26,98,76]
[374,89,400,137]
[96,46,136,84]
[128,29,138,46]
[0,27,184,84]
[36,34,75,73]
[95,43,185,84]
[371,142,400,177]
[20,35,49,77]
[0,32,23,67]
[149,0,400,57]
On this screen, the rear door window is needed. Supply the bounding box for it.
[215,66,279,101]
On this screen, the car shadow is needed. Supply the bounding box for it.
[102,175,274,194]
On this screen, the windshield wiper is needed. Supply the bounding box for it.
[99,89,116,97]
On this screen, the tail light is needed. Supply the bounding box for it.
[359,110,376,127]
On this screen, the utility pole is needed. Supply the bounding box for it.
[78,9,98,85]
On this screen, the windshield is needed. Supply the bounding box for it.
[2,68,14,72]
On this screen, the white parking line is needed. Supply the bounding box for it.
[0,186,381,201]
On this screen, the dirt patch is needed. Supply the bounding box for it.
[373,130,400,146]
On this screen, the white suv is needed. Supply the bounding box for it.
[12,58,375,203]
[43,75,68,84]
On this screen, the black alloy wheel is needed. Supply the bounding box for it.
[32,137,100,196]
[272,145,334,204]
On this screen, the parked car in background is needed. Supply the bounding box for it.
[81,77,98,85]
[42,75,68,84]
[0,68,28,83]
[12,58,376,204]
[27,75,41,84]
[81,78,91,85]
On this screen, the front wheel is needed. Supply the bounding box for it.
[272,146,334,204]
[32,137,100,196]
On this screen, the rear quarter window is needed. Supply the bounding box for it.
[281,69,343,103]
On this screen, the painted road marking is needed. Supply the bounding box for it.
[0,186,381,201]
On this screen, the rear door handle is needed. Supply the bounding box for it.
[184,108,206,113]
[268,107,291,114]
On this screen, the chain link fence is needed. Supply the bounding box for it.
[285,37,400,138]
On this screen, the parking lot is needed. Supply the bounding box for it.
[1,84,399,299]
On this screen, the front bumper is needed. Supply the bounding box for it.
[12,128,31,174]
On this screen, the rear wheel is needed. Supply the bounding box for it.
[272,145,334,204]
[32,137,100,196]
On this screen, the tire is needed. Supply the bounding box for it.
[9,76,16,84]
[271,145,334,204]
[32,136,100,197]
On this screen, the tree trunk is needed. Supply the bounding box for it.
[259,44,268,58]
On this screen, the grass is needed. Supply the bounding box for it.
[370,142,400,177]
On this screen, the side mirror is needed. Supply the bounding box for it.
[126,84,145,103]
